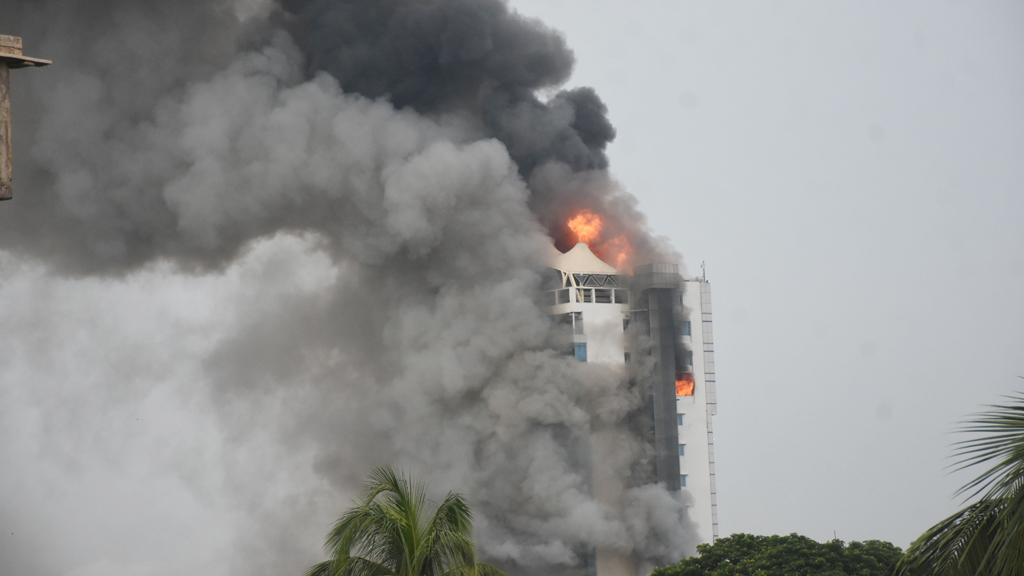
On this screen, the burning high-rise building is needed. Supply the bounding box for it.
[545,212,720,576]
[2,2,711,575]
[631,263,719,547]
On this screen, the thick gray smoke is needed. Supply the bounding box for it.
[0,1,695,575]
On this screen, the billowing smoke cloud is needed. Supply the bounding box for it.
[0,1,694,575]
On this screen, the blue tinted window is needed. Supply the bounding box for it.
[683,321,691,336]
[677,414,683,426]
[680,474,687,487]
[574,343,587,362]
[678,444,685,456]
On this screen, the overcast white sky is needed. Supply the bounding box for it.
[1,3,1022,575]
[507,0,1024,547]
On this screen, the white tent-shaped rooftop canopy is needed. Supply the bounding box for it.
[547,242,620,274]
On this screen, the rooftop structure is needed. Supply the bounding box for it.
[1,34,51,201]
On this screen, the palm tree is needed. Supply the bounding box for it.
[305,466,506,576]
[897,390,1024,576]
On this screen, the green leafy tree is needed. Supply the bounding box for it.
[306,466,506,576]
[651,533,902,576]
[897,391,1024,576]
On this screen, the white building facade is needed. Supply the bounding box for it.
[678,278,719,545]
[544,243,719,576]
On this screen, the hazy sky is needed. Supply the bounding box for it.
[506,0,1024,547]
[1,2,1022,575]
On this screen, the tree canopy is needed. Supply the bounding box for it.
[651,533,902,576]
[896,390,1024,576]
[306,466,505,576]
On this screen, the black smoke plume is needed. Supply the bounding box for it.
[0,1,693,575]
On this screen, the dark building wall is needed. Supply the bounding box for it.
[645,288,682,491]
[630,263,685,493]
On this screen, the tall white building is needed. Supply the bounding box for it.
[544,243,719,575]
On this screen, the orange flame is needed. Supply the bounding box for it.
[676,374,695,397]
[563,209,636,272]
[603,235,634,271]
[567,210,603,244]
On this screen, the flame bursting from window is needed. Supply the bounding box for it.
[676,373,695,397]
[565,209,635,271]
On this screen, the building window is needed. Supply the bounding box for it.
[544,291,557,306]
[595,288,612,304]
[682,321,691,336]
[676,373,695,396]
[677,414,683,426]
[678,444,685,456]
[684,351,693,367]
[542,268,562,291]
[557,289,570,304]
[680,474,687,487]
[574,343,587,362]
[614,290,629,304]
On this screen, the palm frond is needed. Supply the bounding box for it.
[472,562,507,576]
[897,500,1004,576]
[951,392,1024,502]
[899,385,1024,576]
[306,466,504,576]
[428,491,476,573]
[306,561,337,576]
[333,556,397,576]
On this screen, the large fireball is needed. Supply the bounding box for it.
[563,209,636,272]
[567,209,603,244]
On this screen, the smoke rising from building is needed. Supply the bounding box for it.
[0,1,695,574]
